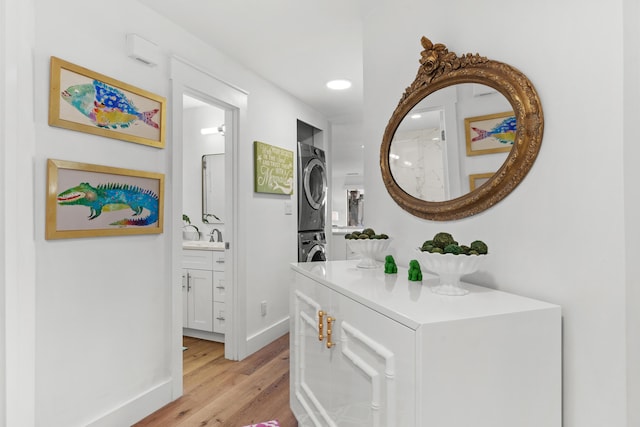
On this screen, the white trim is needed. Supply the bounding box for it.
[169,56,247,398]
[86,380,172,427]
[245,316,290,356]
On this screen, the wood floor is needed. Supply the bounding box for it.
[133,333,297,427]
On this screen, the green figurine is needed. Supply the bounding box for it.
[384,255,398,274]
[408,259,422,281]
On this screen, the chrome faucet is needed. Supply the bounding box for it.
[209,228,222,242]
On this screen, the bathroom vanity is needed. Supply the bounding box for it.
[289,260,561,426]
[182,242,226,342]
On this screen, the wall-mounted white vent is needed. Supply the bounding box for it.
[126,34,161,67]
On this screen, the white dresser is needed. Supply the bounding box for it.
[289,260,561,427]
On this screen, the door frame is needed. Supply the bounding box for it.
[169,56,247,398]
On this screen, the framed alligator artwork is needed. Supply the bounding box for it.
[48,57,166,148]
[46,159,164,239]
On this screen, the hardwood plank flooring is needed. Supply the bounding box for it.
[133,334,297,427]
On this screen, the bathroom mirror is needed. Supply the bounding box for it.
[380,37,544,220]
[202,154,224,223]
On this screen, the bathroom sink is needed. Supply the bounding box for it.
[182,240,225,250]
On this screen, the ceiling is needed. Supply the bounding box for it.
[140,0,366,123]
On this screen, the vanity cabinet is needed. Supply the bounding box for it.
[182,248,226,341]
[290,260,561,427]
[182,267,213,331]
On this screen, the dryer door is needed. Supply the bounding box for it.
[306,243,326,262]
[303,158,327,210]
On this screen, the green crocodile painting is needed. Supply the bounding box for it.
[57,182,159,227]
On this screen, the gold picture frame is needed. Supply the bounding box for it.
[469,172,495,191]
[464,111,515,156]
[46,159,164,239]
[48,57,166,148]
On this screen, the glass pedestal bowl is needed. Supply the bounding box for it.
[415,249,488,296]
[346,238,392,269]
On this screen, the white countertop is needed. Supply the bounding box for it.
[331,227,365,235]
[290,260,559,329]
[182,241,225,251]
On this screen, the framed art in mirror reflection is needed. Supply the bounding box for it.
[464,111,515,156]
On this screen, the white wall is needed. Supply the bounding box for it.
[1,0,37,425]
[330,120,364,226]
[363,1,628,426]
[241,84,327,353]
[623,0,640,423]
[17,0,329,425]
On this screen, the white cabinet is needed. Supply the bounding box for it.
[290,260,561,427]
[183,268,213,331]
[330,231,363,261]
[182,249,226,340]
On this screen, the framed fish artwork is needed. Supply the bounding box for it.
[464,111,516,156]
[45,159,165,239]
[48,57,166,148]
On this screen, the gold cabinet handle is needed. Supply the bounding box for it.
[326,316,335,348]
[318,310,324,341]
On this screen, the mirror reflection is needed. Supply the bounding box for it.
[389,83,512,202]
[202,154,225,224]
[379,36,543,220]
[346,189,364,227]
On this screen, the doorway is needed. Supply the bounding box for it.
[181,95,227,345]
[170,57,248,399]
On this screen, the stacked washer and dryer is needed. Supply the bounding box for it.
[297,141,328,262]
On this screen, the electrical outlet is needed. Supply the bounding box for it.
[261,301,267,316]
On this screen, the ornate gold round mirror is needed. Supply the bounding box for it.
[380,37,544,220]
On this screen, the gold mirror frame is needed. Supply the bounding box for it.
[380,37,544,220]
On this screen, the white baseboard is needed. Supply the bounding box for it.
[244,316,290,358]
[182,328,225,343]
[86,379,173,427]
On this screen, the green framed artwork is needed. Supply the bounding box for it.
[254,141,294,195]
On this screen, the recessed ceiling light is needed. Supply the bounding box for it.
[410,113,422,119]
[326,79,352,90]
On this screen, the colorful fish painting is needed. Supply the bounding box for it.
[471,115,516,145]
[61,80,160,130]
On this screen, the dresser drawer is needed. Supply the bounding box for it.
[212,251,225,271]
[213,302,226,334]
[213,271,226,302]
[182,250,214,270]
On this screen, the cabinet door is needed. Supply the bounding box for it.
[291,273,416,427]
[186,269,213,332]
